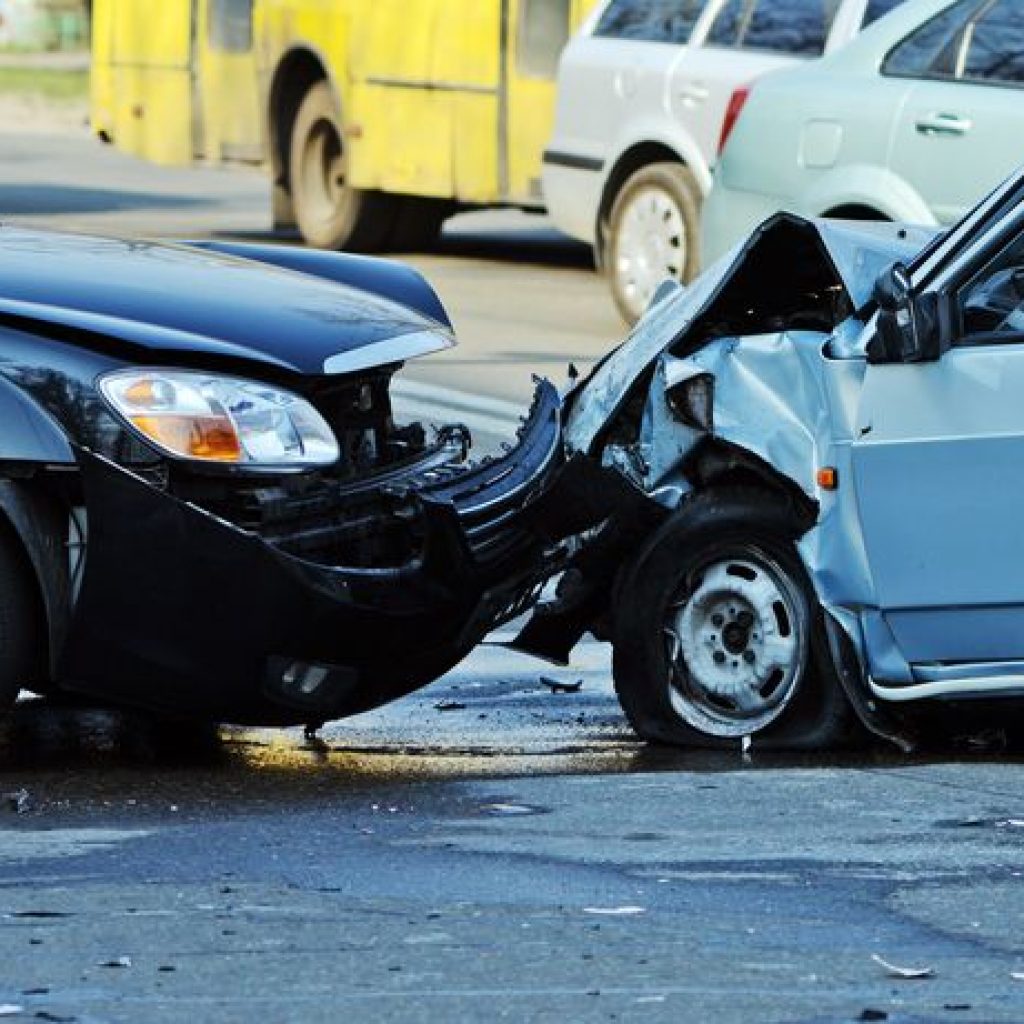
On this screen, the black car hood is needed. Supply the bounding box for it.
[0,227,453,375]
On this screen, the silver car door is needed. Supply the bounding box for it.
[886,0,1024,225]
[852,228,1024,664]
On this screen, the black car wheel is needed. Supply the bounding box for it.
[606,162,701,325]
[0,524,38,713]
[290,81,397,252]
[612,490,854,750]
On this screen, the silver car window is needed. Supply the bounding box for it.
[705,0,840,57]
[593,0,707,43]
[961,0,1024,86]
[959,232,1024,340]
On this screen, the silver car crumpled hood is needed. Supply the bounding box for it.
[560,213,934,745]
[565,212,932,459]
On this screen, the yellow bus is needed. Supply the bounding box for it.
[91,0,597,250]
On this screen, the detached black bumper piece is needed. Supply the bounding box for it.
[58,381,563,725]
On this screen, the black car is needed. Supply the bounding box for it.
[0,227,562,726]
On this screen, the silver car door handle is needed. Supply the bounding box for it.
[915,113,973,137]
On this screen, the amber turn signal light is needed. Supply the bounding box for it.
[817,467,838,490]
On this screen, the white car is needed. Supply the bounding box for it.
[703,0,1024,267]
[543,0,904,322]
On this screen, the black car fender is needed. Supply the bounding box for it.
[0,372,76,465]
[180,241,453,329]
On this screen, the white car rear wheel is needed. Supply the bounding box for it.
[606,162,701,324]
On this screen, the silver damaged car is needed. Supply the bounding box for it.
[518,171,1024,751]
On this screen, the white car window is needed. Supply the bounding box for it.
[592,0,707,43]
[705,0,840,57]
[961,0,1024,86]
[862,0,905,27]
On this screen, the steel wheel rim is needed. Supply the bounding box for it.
[663,547,809,738]
[299,116,345,225]
[613,185,686,319]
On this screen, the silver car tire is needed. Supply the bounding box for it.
[605,162,702,325]
[612,489,854,751]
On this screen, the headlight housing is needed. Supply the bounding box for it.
[666,372,714,432]
[99,370,339,468]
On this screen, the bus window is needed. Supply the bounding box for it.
[518,0,572,78]
[210,0,253,52]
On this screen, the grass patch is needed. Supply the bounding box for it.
[0,67,87,102]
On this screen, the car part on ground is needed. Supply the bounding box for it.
[543,0,907,322]
[703,0,1024,266]
[0,226,562,726]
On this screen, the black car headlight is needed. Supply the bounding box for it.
[99,369,339,469]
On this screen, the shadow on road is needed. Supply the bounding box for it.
[0,185,216,216]
[206,220,596,271]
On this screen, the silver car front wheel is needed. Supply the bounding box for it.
[666,549,810,738]
[612,490,854,750]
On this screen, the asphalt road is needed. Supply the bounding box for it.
[2,128,1024,1023]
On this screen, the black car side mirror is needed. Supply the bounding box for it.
[870,262,942,364]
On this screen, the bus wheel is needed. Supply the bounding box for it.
[290,81,396,252]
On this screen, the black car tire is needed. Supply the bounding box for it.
[612,489,854,751]
[0,525,37,714]
[290,81,397,252]
[606,162,701,325]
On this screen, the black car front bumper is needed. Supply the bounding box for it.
[58,381,564,724]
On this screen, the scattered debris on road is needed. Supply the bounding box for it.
[98,956,132,969]
[583,906,646,916]
[540,676,583,694]
[871,953,935,979]
[3,788,30,814]
[434,700,467,711]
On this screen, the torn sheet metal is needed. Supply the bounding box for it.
[564,214,932,457]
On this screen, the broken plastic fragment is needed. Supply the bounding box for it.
[540,676,584,694]
[3,789,30,814]
[434,699,466,711]
[99,956,132,969]
[870,953,934,979]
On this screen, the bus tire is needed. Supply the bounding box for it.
[289,81,396,252]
